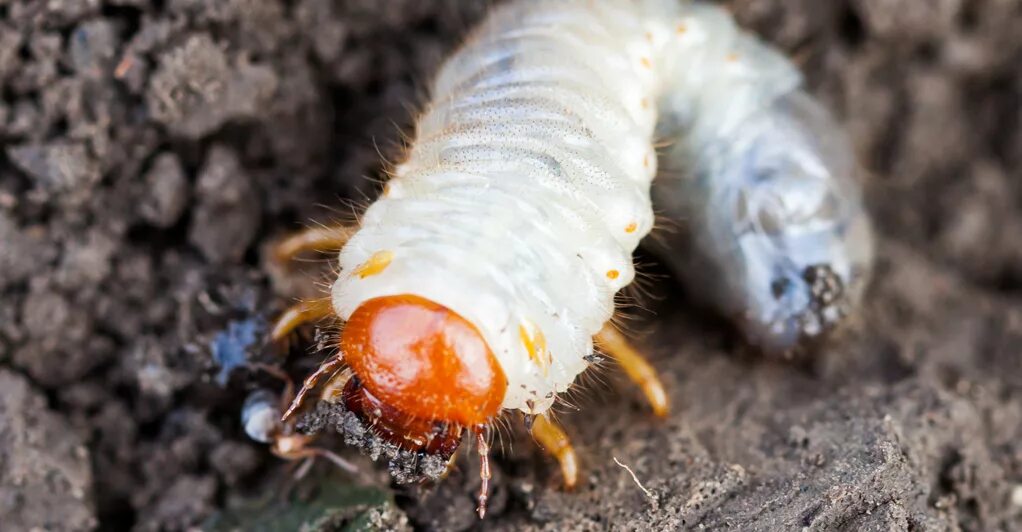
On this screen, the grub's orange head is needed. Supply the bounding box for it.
[339,294,507,455]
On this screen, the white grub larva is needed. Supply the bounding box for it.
[650,4,874,352]
[265,0,873,516]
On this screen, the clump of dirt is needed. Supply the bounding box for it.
[0,0,1019,530]
[297,400,453,485]
[0,370,96,530]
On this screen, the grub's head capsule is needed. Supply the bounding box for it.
[716,92,874,350]
[338,294,507,459]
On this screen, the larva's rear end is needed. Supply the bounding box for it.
[652,3,874,351]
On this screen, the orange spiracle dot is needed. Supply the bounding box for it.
[353,250,393,278]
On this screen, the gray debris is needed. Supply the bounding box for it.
[298,400,452,485]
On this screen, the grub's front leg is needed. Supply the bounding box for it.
[594,324,670,418]
[531,414,579,490]
[281,355,345,423]
[267,224,358,341]
[270,298,335,341]
[272,224,357,264]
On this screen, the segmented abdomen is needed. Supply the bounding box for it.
[329,0,874,413]
[332,1,673,413]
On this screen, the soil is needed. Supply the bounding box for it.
[0,0,1020,530]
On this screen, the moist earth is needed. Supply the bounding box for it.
[0,0,1020,530]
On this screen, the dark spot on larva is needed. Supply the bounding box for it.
[770,277,790,300]
[804,264,844,307]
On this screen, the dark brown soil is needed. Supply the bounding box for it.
[0,0,1020,530]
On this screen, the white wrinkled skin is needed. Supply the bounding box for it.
[331,0,872,414]
[652,13,874,351]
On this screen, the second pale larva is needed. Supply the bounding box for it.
[263,0,873,517]
[649,3,874,351]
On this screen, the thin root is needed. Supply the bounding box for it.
[613,456,656,504]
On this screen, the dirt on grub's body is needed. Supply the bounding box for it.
[0,0,1020,530]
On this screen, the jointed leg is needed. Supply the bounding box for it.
[475,429,492,518]
[270,297,335,341]
[531,414,579,490]
[254,365,359,475]
[269,223,353,341]
[594,324,669,417]
[273,440,359,477]
[272,224,357,264]
[251,363,296,411]
[286,446,359,474]
[292,457,316,480]
[259,224,360,477]
[281,355,346,423]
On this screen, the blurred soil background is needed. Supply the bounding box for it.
[0,0,1020,530]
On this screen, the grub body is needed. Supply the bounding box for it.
[331,0,684,414]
